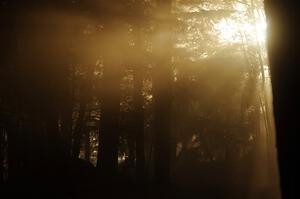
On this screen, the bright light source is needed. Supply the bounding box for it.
[214,4,267,44]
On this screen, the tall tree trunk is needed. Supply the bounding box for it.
[96,3,126,181]
[61,104,73,158]
[97,56,121,179]
[153,0,173,185]
[84,131,90,161]
[133,1,146,182]
[1,0,21,183]
[265,1,300,198]
[60,82,74,158]
[72,96,86,158]
[127,131,135,171]
[0,127,3,182]
[133,67,145,182]
[7,119,21,181]
[45,98,60,155]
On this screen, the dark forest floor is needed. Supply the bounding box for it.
[2,180,280,199]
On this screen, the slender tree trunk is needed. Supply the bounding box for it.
[84,131,90,161]
[95,5,126,181]
[133,67,145,182]
[7,119,20,181]
[97,56,121,179]
[265,1,300,198]
[132,4,146,182]
[153,0,173,185]
[60,87,73,158]
[29,115,44,181]
[0,127,2,182]
[1,0,21,183]
[72,98,86,158]
[61,105,73,158]
[127,131,135,169]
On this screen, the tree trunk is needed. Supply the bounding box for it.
[153,0,173,185]
[7,119,21,181]
[84,130,90,161]
[60,84,73,158]
[72,97,86,158]
[132,3,146,182]
[97,57,121,179]
[133,67,145,183]
[265,1,300,198]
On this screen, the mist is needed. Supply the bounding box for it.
[0,0,281,198]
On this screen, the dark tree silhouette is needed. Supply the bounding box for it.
[96,51,122,179]
[265,1,300,198]
[153,0,173,186]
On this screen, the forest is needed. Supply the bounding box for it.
[0,0,294,198]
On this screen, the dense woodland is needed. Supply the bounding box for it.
[0,0,286,198]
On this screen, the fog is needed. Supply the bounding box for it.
[0,0,280,198]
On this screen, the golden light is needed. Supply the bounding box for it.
[214,4,267,45]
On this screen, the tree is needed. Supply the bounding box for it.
[96,48,121,179]
[265,1,300,198]
[153,0,173,185]
[96,3,127,177]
